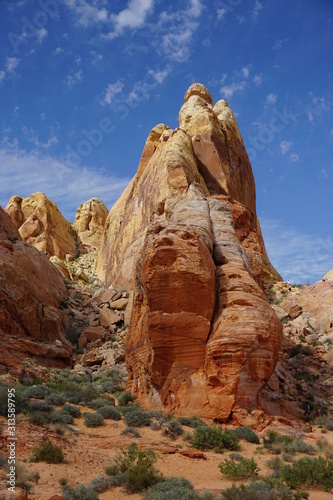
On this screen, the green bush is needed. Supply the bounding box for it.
[84,412,104,427]
[88,475,123,493]
[219,457,260,479]
[124,409,152,427]
[234,426,260,444]
[51,410,74,425]
[191,426,239,452]
[24,385,50,399]
[163,420,184,439]
[89,398,115,409]
[229,453,244,461]
[121,427,142,438]
[263,430,314,455]
[109,442,163,493]
[63,484,99,500]
[46,392,66,406]
[28,400,53,413]
[280,456,333,491]
[0,386,29,416]
[62,404,81,418]
[144,477,215,499]
[219,479,307,500]
[29,413,52,426]
[116,391,137,406]
[31,440,64,464]
[97,406,121,420]
[177,416,207,428]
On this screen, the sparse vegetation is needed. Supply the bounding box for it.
[190,426,239,452]
[84,412,104,427]
[234,426,260,444]
[107,442,163,493]
[219,457,260,479]
[280,456,333,491]
[177,416,207,428]
[97,405,121,420]
[121,427,142,438]
[31,440,64,464]
[124,409,152,427]
[62,403,81,418]
[63,484,99,500]
[263,430,315,455]
[144,477,215,499]
[163,420,184,439]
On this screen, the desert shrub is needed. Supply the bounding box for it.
[316,417,333,431]
[51,410,74,425]
[316,438,333,459]
[84,412,104,427]
[264,430,314,455]
[220,479,307,500]
[191,426,239,452]
[150,421,161,431]
[88,475,123,493]
[144,476,215,500]
[63,484,99,500]
[45,392,66,406]
[29,412,52,426]
[31,440,64,464]
[163,420,184,439]
[28,400,53,412]
[267,456,283,477]
[24,384,50,399]
[234,426,260,444]
[116,391,137,406]
[121,427,141,438]
[124,409,152,427]
[97,405,121,420]
[109,442,163,493]
[0,385,30,415]
[229,453,244,461]
[177,416,207,428]
[219,457,260,479]
[280,456,333,491]
[118,404,141,415]
[62,404,81,418]
[89,398,115,409]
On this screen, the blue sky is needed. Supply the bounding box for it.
[0,0,332,284]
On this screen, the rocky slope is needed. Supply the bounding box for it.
[0,207,72,375]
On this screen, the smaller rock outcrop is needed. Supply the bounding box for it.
[5,192,77,259]
[73,198,108,249]
[0,207,72,375]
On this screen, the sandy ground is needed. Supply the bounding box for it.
[0,412,333,499]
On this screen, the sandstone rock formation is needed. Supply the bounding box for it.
[97,84,279,289]
[73,198,108,249]
[5,192,77,259]
[96,83,282,420]
[0,207,72,375]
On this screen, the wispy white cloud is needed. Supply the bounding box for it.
[0,145,130,221]
[220,81,246,99]
[54,47,64,55]
[22,126,58,149]
[0,71,5,84]
[280,140,292,155]
[289,153,300,162]
[253,0,263,18]
[64,70,83,89]
[6,57,19,73]
[266,93,277,105]
[37,27,48,43]
[89,50,103,66]
[253,73,262,86]
[242,67,250,78]
[306,93,330,124]
[64,0,108,27]
[261,217,333,283]
[100,80,124,106]
[108,0,154,38]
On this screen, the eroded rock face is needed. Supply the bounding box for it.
[73,198,108,249]
[126,197,282,420]
[0,207,72,375]
[5,192,77,259]
[98,83,282,420]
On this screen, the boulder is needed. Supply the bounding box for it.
[5,192,77,259]
[73,198,108,249]
[78,326,105,349]
[99,308,122,327]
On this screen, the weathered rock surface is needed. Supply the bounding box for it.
[0,207,72,375]
[126,196,282,420]
[73,198,108,249]
[5,192,77,259]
